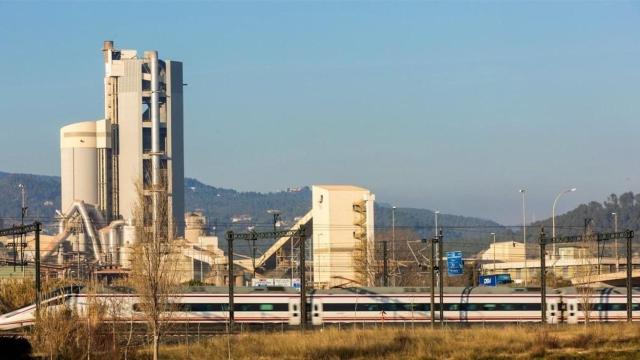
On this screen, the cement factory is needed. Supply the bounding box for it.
[5,41,377,289]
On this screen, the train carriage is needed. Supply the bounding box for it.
[559,287,640,323]
[309,287,562,325]
[1,285,638,331]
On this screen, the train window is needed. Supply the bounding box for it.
[482,304,497,311]
[322,303,429,312]
[384,303,398,311]
[323,304,357,312]
[401,304,415,311]
[259,304,274,311]
[366,304,380,311]
[550,304,555,311]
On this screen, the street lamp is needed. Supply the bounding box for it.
[612,212,619,271]
[552,188,577,259]
[491,232,497,273]
[519,189,527,286]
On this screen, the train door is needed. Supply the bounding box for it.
[547,299,559,324]
[563,298,578,324]
[289,299,301,325]
[311,299,323,326]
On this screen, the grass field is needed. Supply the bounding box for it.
[155,324,640,360]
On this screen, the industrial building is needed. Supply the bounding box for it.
[1,41,379,289]
[480,243,640,287]
[311,185,375,288]
[50,40,185,270]
[61,40,184,232]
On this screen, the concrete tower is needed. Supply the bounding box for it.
[311,185,376,288]
[60,41,184,237]
[101,40,184,236]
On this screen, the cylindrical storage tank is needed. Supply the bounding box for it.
[119,246,132,269]
[122,225,136,246]
[119,224,137,267]
[60,121,99,215]
[109,226,121,265]
[78,233,87,253]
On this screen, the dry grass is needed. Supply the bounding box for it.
[155,324,640,360]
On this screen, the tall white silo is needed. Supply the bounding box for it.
[60,120,100,214]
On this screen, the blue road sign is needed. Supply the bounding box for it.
[446,251,464,276]
[479,275,497,286]
[479,274,512,287]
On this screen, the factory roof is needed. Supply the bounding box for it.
[313,185,370,192]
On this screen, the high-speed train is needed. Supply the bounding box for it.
[1,286,638,330]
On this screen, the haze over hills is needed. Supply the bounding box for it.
[3,171,638,254]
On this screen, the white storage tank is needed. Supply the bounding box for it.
[60,121,100,214]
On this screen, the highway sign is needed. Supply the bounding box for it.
[446,251,463,276]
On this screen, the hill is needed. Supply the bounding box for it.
[0,171,509,254]
[528,192,640,239]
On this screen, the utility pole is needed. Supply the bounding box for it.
[539,228,547,324]
[382,240,388,286]
[299,226,307,329]
[35,222,41,310]
[437,229,444,327]
[612,212,619,272]
[626,230,633,323]
[391,206,396,286]
[429,237,435,328]
[226,231,235,331]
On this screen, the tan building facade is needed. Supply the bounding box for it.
[312,185,375,288]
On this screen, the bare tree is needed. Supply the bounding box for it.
[128,185,180,360]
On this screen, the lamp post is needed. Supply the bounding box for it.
[552,188,577,259]
[519,189,527,286]
[391,206,396,286]
[491,232,496,273]
[612,212,619,272]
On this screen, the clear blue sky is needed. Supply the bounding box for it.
[1,1,639,225]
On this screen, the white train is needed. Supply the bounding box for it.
[1,286,638,330]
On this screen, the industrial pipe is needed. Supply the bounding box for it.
[146,50,161,234]
[108,220,125,265]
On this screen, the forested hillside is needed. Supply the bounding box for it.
[528,192,640,238]
[9,172,638,254]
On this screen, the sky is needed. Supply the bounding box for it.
[0,1,639,225]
